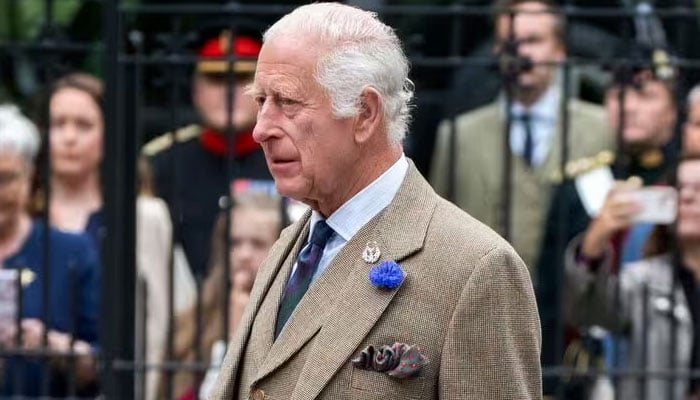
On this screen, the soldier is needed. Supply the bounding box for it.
[143,30,271,277]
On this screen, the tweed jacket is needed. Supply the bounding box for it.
[429,99,612,273]
[209,163,542,400]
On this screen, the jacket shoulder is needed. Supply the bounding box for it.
[431,196,519,263]
[142,124,202,157]
[568,99,606,122]
[452,103,500,131]
[435,103,501,152]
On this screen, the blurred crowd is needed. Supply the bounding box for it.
[2,0,700,399]
[0,27,283,399]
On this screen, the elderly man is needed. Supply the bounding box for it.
[430,0,612,275]
[211,3,541,400]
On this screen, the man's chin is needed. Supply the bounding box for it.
[207,124,234,133]
[272,180,302,201]
[513,80,548,102]
[200,117,234,133]
[622,134,653,151]
[514,72,539,87]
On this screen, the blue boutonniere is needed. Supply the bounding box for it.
[369,260,405,290]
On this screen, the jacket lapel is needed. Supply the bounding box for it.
[539,100,579,182]
[210,210,310,399]
[538,123,562,182]
[289,164,438,400]
[253,219,311,358]
[252,214,383,383]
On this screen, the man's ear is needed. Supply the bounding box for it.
[354,87,383,144]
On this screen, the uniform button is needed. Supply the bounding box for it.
[251,388,266,400]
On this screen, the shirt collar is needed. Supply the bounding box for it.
[309,154,409,242]
[510,83,560,122]
[500,70,561,122]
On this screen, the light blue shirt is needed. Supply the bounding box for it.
[290,155,409,284]
[503,84,559,167]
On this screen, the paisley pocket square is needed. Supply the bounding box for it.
[351,342,428,379]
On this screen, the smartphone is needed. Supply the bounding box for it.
[616,186,678,224]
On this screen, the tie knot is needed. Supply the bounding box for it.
[517,112,532,123]
[309,220,334,247]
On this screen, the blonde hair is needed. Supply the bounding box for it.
[166,192,283,398]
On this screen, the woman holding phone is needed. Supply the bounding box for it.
[566,154,700,400]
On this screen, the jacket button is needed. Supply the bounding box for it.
[251,388,266,400]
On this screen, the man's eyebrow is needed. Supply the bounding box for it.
[255,84,302,101]
[245,82,260,97]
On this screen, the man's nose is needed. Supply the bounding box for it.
[621,92,639,115]
[516,42,529,56]
[252,102,279,143]
[252,119,269,144]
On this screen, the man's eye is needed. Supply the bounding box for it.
[254,95,266,106]
[278,97,298,106]
[520,36,541,46]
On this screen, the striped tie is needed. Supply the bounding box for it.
[275,220,334,338]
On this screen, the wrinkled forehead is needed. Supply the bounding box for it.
[252,37,325,94]
[252,65,310,97]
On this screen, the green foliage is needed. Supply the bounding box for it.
[0,0,82,40]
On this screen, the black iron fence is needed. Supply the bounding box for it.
[1,1,700,399]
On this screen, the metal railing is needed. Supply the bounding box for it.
[1,1,700,399]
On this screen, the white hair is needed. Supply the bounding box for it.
[688,84,700,110]
[0,104,41,164]
[263,2,414,144]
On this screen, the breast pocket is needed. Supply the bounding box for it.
[350,366,425,400]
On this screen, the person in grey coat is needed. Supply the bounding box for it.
[566,154,700,400]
